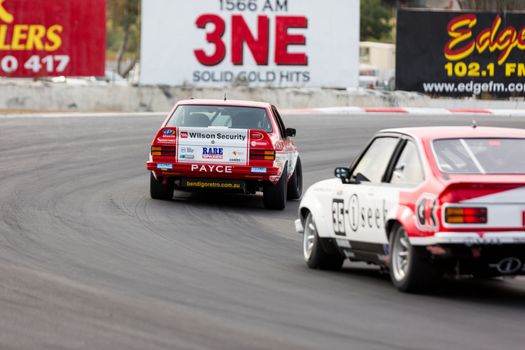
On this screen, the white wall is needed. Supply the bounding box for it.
[3,81,525,113]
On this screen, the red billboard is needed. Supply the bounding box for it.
[0,0,106,77]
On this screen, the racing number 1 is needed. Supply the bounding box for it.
[332,199,345,236]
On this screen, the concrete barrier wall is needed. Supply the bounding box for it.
[1,80,525,112]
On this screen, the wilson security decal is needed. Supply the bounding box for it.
[177,127,248,165]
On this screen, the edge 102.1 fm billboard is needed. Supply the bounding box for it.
[397,10,525,97]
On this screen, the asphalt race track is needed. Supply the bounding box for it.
[1,112,525,350]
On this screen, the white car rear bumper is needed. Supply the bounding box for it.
[410,232,525,246]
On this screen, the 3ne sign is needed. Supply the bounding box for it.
[0,0,106,77]
[141,0,359,88]
[194,13,308,66]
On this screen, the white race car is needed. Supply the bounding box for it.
[295,126,525,293]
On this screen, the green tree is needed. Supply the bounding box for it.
[360,0,393,42]
[107,0,140,78]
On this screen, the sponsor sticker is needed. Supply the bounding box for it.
[230,150,245,162]
[415,193,438,231]
[251,167,267,174]
[202,147,224,159]
[180,147,195,153]
[191,164,233,173]
[180,155,195,160]
[157,163,173,170]
[178,127,248,164]
[181,179,244,190]
[157,137,177,143]
[163,129,174,135]
[489,257,523,274]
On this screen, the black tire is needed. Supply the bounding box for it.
[287,157,303,200]
[389,224,439,293]
[150,173,174,200]
[303,213,344,270]
[263,166,287,210]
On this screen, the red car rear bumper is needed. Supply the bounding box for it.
[146,161,281,182]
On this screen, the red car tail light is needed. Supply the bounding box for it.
[250,150,275,161]
[151,146,176,156]
[445,207,487,224]
[249,130,271,148]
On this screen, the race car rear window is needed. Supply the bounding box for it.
[167,105,273,132]
[433,138,525,174]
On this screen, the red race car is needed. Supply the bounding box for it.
[296,126,525,292]
[146,99,302,209]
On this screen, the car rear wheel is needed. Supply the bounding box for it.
[303,213,344,270]
[150,173,174,200]
[389,224,438,293]
[263,166,287,210]
[287,157,303,200]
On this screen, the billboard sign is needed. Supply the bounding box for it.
[141,0,359,87]
[397,10,525,97]
[0,0,106,77]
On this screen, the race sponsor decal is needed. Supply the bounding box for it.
[397,10,525,97]
[489,257,524,274]
[181,178,244,190]
[180,146,195,153]
[179,146,195,159]
[251,141,267,147]
[328,185,400,245]
[157,137,177,144]
[177,127,248,165]
[202,147,224,160]
[190,164,233,173]
[157,163,173,170]
[415,193,438,231]
[331,195,389,236]
[229,150,245,163]
[0,0,105,77]
[251,167,267,173]
[163,129,175,136]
